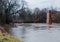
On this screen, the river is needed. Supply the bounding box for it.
[10,23,60,42]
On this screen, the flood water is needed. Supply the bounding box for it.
[10,23,60,42]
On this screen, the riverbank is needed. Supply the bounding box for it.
[0,35,21,42]
[0,24,22,42]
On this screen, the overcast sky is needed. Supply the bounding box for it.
[24,0,60,10]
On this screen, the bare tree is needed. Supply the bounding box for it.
[0,0,20,24]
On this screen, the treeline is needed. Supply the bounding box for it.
[0,0,60,24]
[16,8,47,23]
[15,7,59,23]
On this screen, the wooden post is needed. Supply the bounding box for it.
[46,10,52,28]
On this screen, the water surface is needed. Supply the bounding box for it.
[10,23,60,42]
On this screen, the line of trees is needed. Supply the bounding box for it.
[0,0,60,24]
[17,7,58,23]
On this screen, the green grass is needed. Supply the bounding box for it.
[0,35,21,42]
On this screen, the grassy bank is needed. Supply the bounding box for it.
[0,35,21,42]
[0,24,22,42]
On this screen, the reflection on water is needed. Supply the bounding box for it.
[10,23,60,42]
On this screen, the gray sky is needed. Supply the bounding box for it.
[25,0,60,10]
